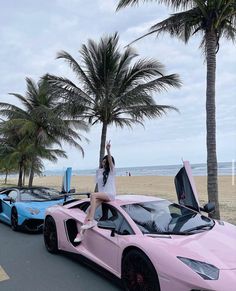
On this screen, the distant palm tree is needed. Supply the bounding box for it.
[45,33,181,166]
[0,147,18,184]
[0,123,32,186]
[0,78,88,186]
[0,116,68,186]
[117,0,236,219]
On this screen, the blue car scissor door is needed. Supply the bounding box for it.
[0,197,12,224]
[0,189,18,225]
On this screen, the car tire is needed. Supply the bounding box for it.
[44,216,59,254]
[122,249,160,291]
[11,207,19,231]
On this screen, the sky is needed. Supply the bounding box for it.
[0,0,235,171]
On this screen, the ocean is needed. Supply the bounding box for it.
[43,161,234,177]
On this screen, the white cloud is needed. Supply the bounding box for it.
[126,19,158,35]
[0,0,235,171]
[97,0,116,12]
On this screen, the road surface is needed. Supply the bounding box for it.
[0,222,122,291]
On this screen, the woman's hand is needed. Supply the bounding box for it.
[106,140,114,171]
[106,140,111,152]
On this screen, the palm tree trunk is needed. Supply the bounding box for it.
[4,171,8,184]
[18,161,24,187]
[206,31,220,219]
[94,122,108,192]
[28,163,34,187]
[99,122,108,166]
[29,142,37,187]
[23,167,26,186]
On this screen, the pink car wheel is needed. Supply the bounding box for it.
[122,249,160,291]
[44,216,59,254]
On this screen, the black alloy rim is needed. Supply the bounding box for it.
[11,208,18,229]
[44,218,57,251]
[123,254,156,291]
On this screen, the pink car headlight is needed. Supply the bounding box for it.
[177,256,219,280]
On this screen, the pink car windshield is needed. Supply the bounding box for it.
[122,200,214,235]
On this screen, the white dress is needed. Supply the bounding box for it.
[96,168,116,201]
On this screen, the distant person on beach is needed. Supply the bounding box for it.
[128,172,131,176]
[74,140,116,243]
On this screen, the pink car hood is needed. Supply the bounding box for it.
[145,221,236,270]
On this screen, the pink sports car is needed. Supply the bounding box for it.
[43,162,236,291]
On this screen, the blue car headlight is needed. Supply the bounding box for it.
[177,256,219,280]
[26,208,40,215]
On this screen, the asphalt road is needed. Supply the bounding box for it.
[0,222,122,291]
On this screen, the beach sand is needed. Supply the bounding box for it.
[5,175,235,225]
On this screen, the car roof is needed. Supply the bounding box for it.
[63,194,165,209]
[112,194,165,206]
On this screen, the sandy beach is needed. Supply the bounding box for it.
[5,175,235,225]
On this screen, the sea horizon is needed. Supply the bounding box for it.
[1,161,234,180]
[43,161,235,177]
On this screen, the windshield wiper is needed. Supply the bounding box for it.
[183,223,214,233]
[145,231,190,236]
[48,196,62,200]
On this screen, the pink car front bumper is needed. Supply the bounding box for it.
[159,268,236,291]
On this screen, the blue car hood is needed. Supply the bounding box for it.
[18,199,65,219]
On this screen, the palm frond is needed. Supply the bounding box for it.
[122,104,178,120]
[57,50,96,94]
[0,103,30,119]
[44,74,94,105]
[116,0,195,11]
[221,23,236,41]
[112,116,144,128]
[25,77,39,107]
[119,74,181,106]
[149,8,202,42]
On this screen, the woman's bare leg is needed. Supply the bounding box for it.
[86,192,110,221]
[84,200,101,222]
[84,206,91,223]
[80,200,101,235]
[78,192,110,240]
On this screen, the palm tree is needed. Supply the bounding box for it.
[117,0,236,219]
[45,33,181,167]
[0,78,88,186]
[0,118,59,186]
[0,122,31,186]
[0,147,18,184]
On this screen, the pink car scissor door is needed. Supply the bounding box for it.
[83,226,120,274]
[82,204,132,274]
[174,160,200,212]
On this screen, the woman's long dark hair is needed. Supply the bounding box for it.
[102,155,115,186]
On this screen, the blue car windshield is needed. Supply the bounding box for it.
[19,188,61,201]
[122,200,214,235]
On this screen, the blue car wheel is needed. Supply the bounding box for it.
[11,207,19,231]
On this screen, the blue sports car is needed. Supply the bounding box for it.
[0,187,67,232]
